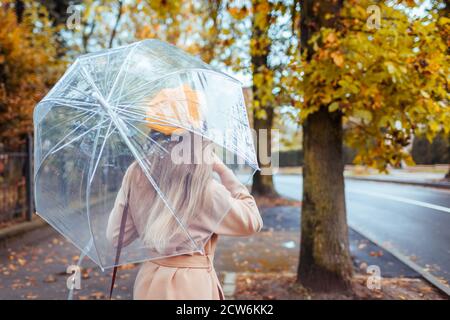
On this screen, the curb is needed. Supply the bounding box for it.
[349,223,450,297]
[0,194,116,244]
[345,176,450,190]
[0,216,47,243]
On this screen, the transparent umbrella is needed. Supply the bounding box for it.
[33,39,258,270]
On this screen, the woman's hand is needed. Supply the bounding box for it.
[212,153,228,175]
[211,153,248,198]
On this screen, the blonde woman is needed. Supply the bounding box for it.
[106,86,262,300]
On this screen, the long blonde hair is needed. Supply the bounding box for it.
[139,132,213,253]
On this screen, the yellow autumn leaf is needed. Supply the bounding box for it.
[328,102,340,112]
[331,52,344,67]
[325,32,337,44]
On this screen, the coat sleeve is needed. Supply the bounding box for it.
[213,167,263,236]
[106,164,139,247]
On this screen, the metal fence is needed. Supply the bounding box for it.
[0,136,33,223]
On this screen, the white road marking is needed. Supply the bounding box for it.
[348,189,450,214]
[275,175,450,214]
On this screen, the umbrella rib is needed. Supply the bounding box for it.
[105,66,239,105]
[43,97,98,107]
[121,111,257,168]
[89,120,113,184]
[105,125,117,139]
[112,68,242,105]
[110,62,132,109]
[112,114,194,137]
[41,98,99,113]
[110,99,202,127]
[113,98,203,114]
[120,117,170,154]
[104,53,110,96]
[43,109,92,135]
[35,112,102,177]
[113,107,193,132]
[50,118,108,156]
[81,60,107,97]
[85,114,106,268]
[66,83,99,101]
[114,105,257,168]
[48,111,98,154]
[106,43,139,103]
[113,113,179,128]
[109,78,162,102]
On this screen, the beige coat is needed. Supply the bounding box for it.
[106,164,262,300]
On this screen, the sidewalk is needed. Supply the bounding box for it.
[0,217,47,243]
[277,166,450,189]
[345,167,450,189]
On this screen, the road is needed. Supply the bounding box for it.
[274,174,450,286]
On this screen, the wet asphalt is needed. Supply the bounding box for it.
[275,175,450,286]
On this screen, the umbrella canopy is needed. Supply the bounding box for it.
[33,39,258,269]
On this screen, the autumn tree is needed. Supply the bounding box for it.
[72,0,239,65]
[38,0,81,26]
[295,0,352,291]
[0,1,65,150]
[61,0,129,53]
[293,0,449,291]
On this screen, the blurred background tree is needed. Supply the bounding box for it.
[412,135,450,165]
[245,0,299,195]
[0,1,65,150]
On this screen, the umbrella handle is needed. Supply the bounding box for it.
[109,187,131,300]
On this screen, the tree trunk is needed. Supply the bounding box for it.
[297,0,352,292]
[442,4,449,180]
[446,137,450,181]
[298,107,352,291]
[14,0,25,23]
[252,107,277,196]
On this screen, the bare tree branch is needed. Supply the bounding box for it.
[109,0,124,49]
